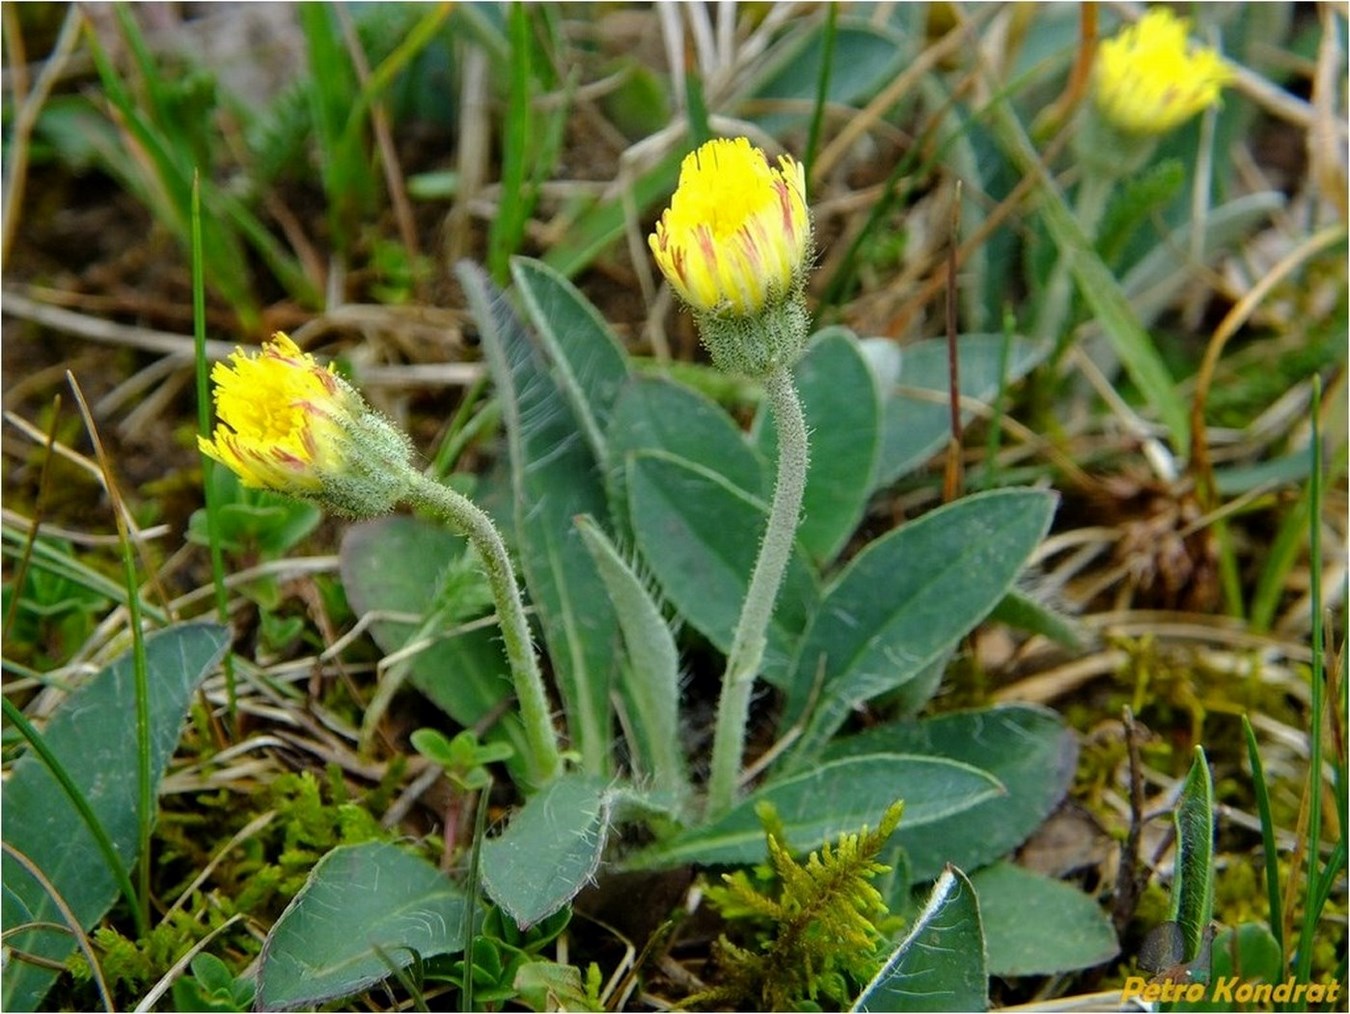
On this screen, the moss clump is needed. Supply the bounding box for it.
[688,800,904,1011]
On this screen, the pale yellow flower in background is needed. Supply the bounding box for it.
[649,137,810,317]
[1094,8,1234,137]
[200,332,412,514]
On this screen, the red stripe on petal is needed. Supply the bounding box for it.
[774,179,797,241]
[671,246,689,285]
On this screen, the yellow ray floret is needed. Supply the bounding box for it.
[1095,8,1235,136]
[198,332,349,494]
[649,137,810,316]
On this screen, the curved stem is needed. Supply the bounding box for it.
[706,365,809,817]
[406,472,562,788]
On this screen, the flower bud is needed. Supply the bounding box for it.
[199,333,414,517]
[649,137,813,376]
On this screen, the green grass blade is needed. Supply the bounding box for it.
[192,174,236,726]
[683,68,711,149]
[460,784,490,1014]
[210,191,320,310]
[66,376,156,932]
[299,3,373,253]
[1310,837,1346,931]
[351,3,452,120]
[803,4,837,179]
[1242,714,1285,976]
[488,3,533,282]
[1295,376,1326,983]
[112,5,173,128]
[81,18,266,323]
[113,440,155,933]
[428,372,493,478]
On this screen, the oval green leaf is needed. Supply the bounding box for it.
[825,704,1077,881]
[511,256,630,463]
[606,376,766,535]
[853,866,987,1012]
[481,774,611,930]
[627,448,817,686]
[972,862,1118,976]
[784,489,1057,761]
[257,841,466,1011]
[2,623,230,1012]
[636,754,1002,868]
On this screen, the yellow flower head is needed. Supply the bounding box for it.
[200,333,412,515]
[649,137,810,317]
[1094,8,1234,136]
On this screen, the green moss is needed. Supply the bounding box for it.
[688,800,904,1011]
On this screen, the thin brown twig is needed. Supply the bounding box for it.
[1324,620,1345,780]
[2,288,237,359]
[1310,5,1348,219]
[1281,757,1313,966]
[1030,1,1098,140]
[2,395,62,644]
[2,3,29,109]
[2,5,84,264]
[65,373,177,622]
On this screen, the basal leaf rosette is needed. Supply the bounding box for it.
[649,137,813,377]
[199,332,414,517]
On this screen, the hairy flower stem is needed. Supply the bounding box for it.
[407,472,562,788]
[707,365,809,817]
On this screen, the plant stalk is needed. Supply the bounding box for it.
[706,365,809,817]
[1038,165,1114,359]
[406,472,562,788]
